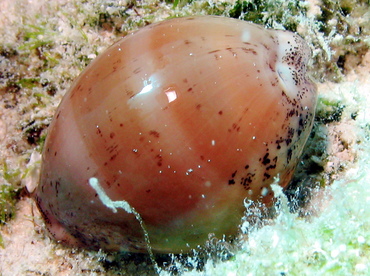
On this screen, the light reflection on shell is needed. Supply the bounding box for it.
[34,16,317,253]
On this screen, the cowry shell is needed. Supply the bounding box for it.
[34,16,317,253]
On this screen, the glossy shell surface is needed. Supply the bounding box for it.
[35,16,317,253]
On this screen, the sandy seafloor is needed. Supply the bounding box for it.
[0,0,370,275]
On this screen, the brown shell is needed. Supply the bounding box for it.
[35,16,317,253]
